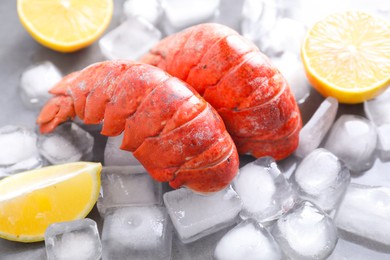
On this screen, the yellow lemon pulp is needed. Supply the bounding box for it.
[0,162,101,242]
[17,0,113,52]
[301,11,390,104]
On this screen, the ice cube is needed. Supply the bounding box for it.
[45,218,102,260]
[377,124,390,161]
[295,97,338,158]
[334,183,390,248]
[19,61,62,109]
[324,115,377,172]
[123,0,163,25]
[213,0,245,32]
[214,219,284,260]
[233,157,296,223]
[163,186,242,243]
[104,133,146,172]
[102,206,172,260]
[0,125,42,178]
[351,158,390,188]
[172,226,232,260]
[258,17,307,57]
[279,0,352,27]
[241,0,278,46]
[271,52,311,104]
[161,0,220,34]
[271,201,338,260]
[364,87,390,126]
[291,148,350,212]
[99,17,161,60]
[100,166,162,210]
[37,122,94,165]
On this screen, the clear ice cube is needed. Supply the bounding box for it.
[335,183,390,248]
[37,122,94,165]
[241,0,278,44]
[214,219,284,260]
[100,166,162,210]
[295,97,338,158]
[102,206,172,260]
[233,157,295,223]
[161,0,220,34]
[123,0,163,25]
[258,17,307,57]
[104,133,146,172]
[0,125,42,178]
[324,114,377,172]
[213,0,245,32]
[99,17,162,60]
[271,52,311,104]
[271,201,338,260]
[279,0,352,27]
[44,218,102,260]
[291,148,350,212]
[377,124,390,161]
[172,226,232,260]
[19,61,62,109]
[364,87,390,126]
[163,186,242,243]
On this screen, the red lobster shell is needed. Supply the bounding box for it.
[37,61,239,193]
[141,23,302,160]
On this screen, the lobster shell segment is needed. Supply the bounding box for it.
[37,60,239,193]
[141,23,302,160]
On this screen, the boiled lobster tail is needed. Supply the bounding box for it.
[37,60,239,193]
[141,23,302,160]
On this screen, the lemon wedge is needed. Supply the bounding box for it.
[17,0,113,52]
[0,162,101,242]
[301,11,390,103]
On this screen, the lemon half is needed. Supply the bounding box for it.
[301,11,390,103]
[17,0,113,52]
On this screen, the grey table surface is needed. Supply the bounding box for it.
[0,0,388,259]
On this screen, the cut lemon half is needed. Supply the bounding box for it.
[17,0,113,52]
[301,11,390,104]
[0,162,101,242]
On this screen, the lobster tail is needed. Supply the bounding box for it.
[37,61,239,193]
[37,95,76,134]
[141,23,302,160]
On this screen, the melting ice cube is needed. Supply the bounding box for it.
[163,186,242,243]
[45,218,102,260]
[377,124,390,161]
[102,206,172,260]
[335,183,390,248]
[123,0,163,25]
[99,17,162,60]
[291,148,350,212]
[271,52,311,104]
[295,97,338,158]
[324,114,377,172]
[100,166,162,212]
[271,201,338,260]
[365,87,390,126]
[214,219,283,260]
[19,61,62,109]
[37,122,94,165]
[233,157,296,223]
[161,0,220,34]
[0,125,42,178]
